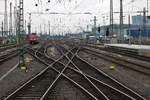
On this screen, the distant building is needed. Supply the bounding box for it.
[132,15,150,25]
[98,24,150,38]
[99,24,128,37]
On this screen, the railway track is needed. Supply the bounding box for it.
[4,47,96,100]
[0,44,16,48]
[81,47,150,76]
[0,44,17,52]
[40,46,102,100]
[4,45,146,100]
[86,44,150,62]
[0,44,18,64]
[104,47,150,62]
[0,49,18,64]
[53,45,146,100]
[3,47,61,100]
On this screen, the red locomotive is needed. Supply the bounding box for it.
[27,33,39,44]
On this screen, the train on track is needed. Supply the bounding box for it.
[27,33,39,44]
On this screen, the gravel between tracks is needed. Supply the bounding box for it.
[0,54,47,99]
[0,57,18,78]
[78,50,150,100]
[46,46,61,59]
[45,77,91,100]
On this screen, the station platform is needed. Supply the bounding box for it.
[104,44,150,57]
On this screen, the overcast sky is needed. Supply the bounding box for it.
[0,0,148,34]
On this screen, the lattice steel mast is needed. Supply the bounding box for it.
[18,0,25,68]
[110,0,113,35]
[13,0,17,36]
[9,2,13,36]
[120,0,123,42]
[4,0,8,37]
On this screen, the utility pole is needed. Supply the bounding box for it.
[16,8,20,44]
[18,0,26,69]
[1,22,4,37]
[14,0,17,36]
[143,7,147,42]
[13,7,16,36]
[87,25,89,32]
[4,0,8,37]
[147,0,149,43]
[44,23,46,34]
[19,0,24,36]
[128,15,131,44]
[40,24,42,36]
[120,0,123,43]
[9,2,13,37]
[27,13,31,35]
[143,7,146,33]
[48,21,51,37]
[93,16,97,34]
[110,0,113,35]
[25,20,26,34]
[147,0,149,15]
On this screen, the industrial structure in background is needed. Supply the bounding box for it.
[17,0,26,68]
[110,0,113,35]
[87,0,150,45]
[0,0,150,45]
[9,2,12,38]
[4,0,8,37]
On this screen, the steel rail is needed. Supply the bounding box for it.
[4,47,61,100]
[55,46,110,100]
[86,44,150,62]
[68,66,136,99]
[0,44,17,52]
[82,47,150,76]
[40,46,104,100]
[62,43,146,100]
[56,45,136,100]
[5,45,146,100]
[0,44,16,48]
[26,47,97,100]
[0,50,18,64]
[85,46,150,69]
[37,47,98,100]
[3,48,59,100]
[75,52,146,100]
[105,46,150,62]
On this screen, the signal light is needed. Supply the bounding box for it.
[35,4,38,6]
[106,28,109,36]
[98,27,100,33]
